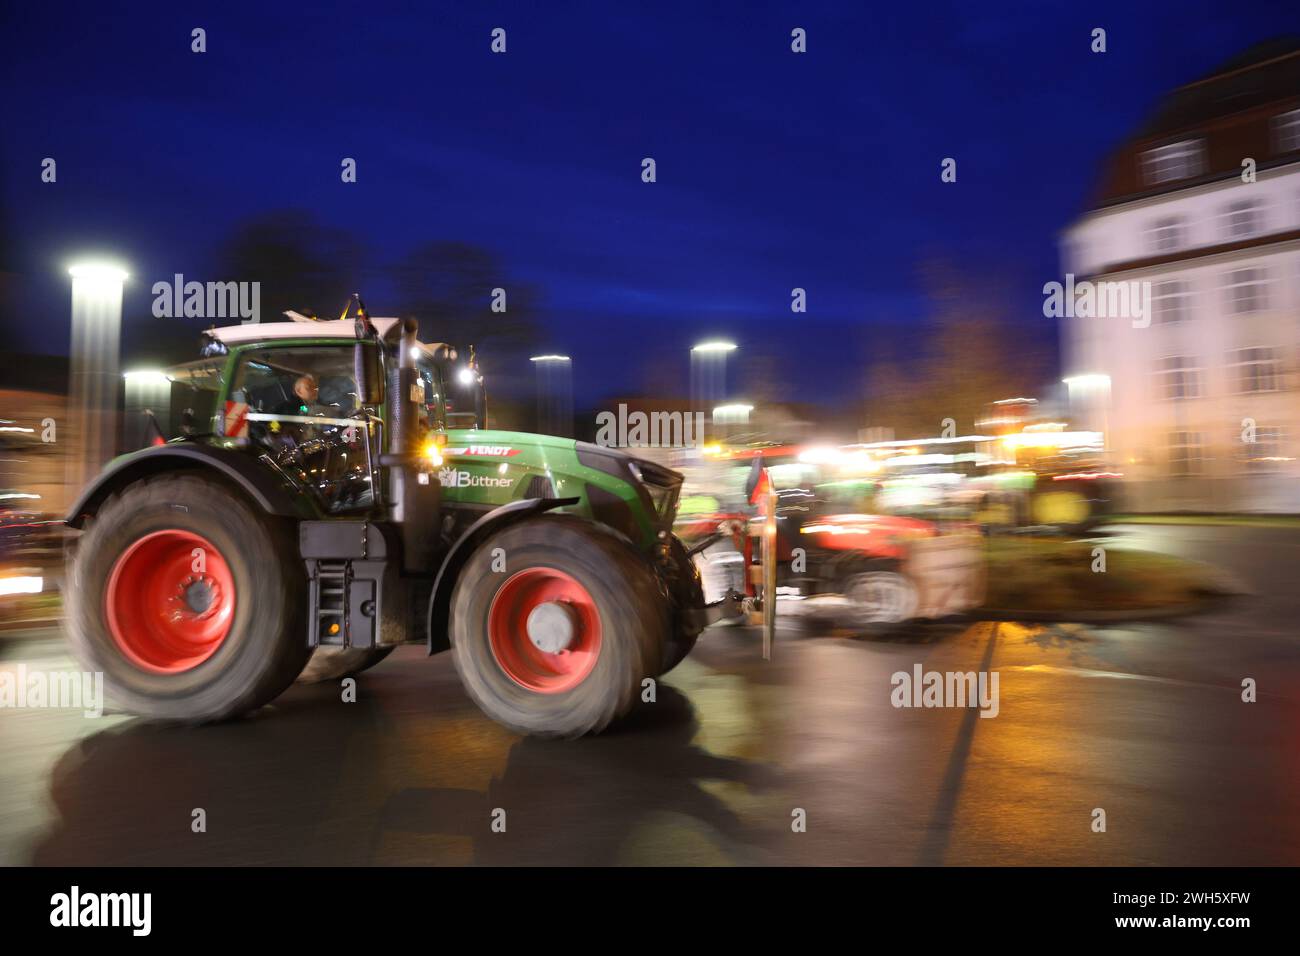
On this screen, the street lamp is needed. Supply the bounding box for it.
[712,403,753,424]
[67,260,129,494]
[1061,373,1111,389]
[690,340,736,440]
[68,262,128,284]
[1062,373,1111,451]
[529,354,573,437]
[712,402,753,444]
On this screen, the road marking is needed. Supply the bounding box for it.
[1009,663,1234,692]
[919,621,1001,865]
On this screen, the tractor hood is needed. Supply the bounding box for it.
[439,431,683,540]
[442,430,683,487]
[442,429,578,458]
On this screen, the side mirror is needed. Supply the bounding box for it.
[354,343,382,407]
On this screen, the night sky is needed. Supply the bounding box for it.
[3,0,1297,406]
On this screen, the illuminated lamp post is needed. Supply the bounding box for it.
[66,261,129,494]
[529,354,573,437]
[690,340,736,440]
[1062,373,1111,451]
[712,402,753,444]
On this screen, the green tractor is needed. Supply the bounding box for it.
[66,310,741,737]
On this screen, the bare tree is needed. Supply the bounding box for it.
[863,260,1050,438]
[217,209,368,320]
[391,241,539,347]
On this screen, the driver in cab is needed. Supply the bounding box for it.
[278,374,330,417]
[267,373,339,452]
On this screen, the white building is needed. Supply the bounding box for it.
[1062,42,1300,513]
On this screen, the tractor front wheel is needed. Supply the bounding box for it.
[449,515,666,737]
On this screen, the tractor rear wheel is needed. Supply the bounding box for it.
[66,473,310,722]
[842,561,918,630]
[297,646,395,684]
[449,515,666,737]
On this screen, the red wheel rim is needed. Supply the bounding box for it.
[105,529,236,674]
[487,568,602,694]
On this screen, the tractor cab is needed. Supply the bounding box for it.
[193,314,486,517]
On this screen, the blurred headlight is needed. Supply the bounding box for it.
[0,576,43,596]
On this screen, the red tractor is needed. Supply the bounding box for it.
[679,444,985,630]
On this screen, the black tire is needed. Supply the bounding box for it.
[658,629,697,676]
[65,473,310,722]
[838,559,917,635]
[296,646,395,684]
[658,535,704,676]
[449,515,667,738]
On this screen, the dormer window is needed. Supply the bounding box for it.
[1274,108,1300,153]
[1140,140,1205,185]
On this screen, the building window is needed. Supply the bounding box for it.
[1221,200,1264,241]
[1145,216,1187,254]
[1155,355,1202,400]
[1222,267,1270,315]
[1240,426,1286,473]
[1140,140,1205,185]
[1274,109,1300,154]
[1151,279,1192,325]
[1229,346,1281,393]
[1168,431,1204,477]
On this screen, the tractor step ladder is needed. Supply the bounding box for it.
[313,559,351,645]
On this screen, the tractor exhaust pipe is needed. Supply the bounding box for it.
[387,318,440,571]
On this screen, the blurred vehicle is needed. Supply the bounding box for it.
[840,400,1119,533]
[971,397,1118,531]
[679,444,985,628]
[63,306,742,739]
[0,490,65,628]
[0,492,65,566]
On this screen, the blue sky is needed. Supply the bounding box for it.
[3,0,1297,404]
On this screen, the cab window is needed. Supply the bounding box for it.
[228,344,376,514]
[230,345,368,418]
[415,362,444,431]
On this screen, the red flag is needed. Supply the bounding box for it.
[748,466,771,507]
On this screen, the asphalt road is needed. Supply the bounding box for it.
[2,524,1297,866]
